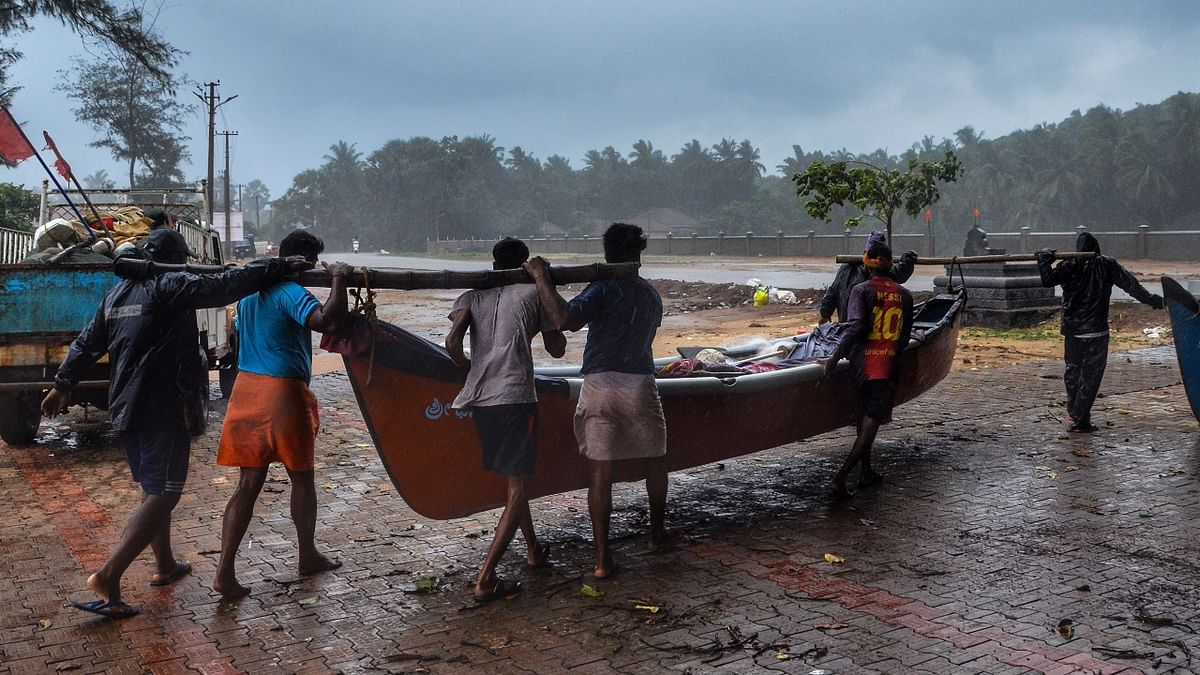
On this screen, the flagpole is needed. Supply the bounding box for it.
[1,108,97,242]
[44,131,109,239]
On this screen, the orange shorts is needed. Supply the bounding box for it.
[217,371,320,472]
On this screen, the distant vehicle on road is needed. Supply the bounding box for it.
[231,240,255,260]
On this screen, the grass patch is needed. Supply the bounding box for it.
[961,324,1061,342]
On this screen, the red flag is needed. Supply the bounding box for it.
[923,208,932,223]
[973,207,981,219]
[0,108,36,163]
[42,131,73,181]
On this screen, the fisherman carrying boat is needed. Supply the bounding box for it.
[819,231,916,324]
[1036,232,1163,433]
[526,223,670,579]
[821,236,914,500]
[445,237,565,602]
[41,229,311,619]
[212,231,353,598]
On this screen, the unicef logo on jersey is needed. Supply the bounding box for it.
[425,398,472,421]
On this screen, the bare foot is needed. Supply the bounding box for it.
[858,470,883,488]
[830,482,855,501]
[526,543,551,568]
[87,572,119,604]
[212,577,251,599]
[648,528,675,553]
[298,553,342,576]
[593,558,620,580]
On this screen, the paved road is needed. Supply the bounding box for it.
[2,347,1196,673]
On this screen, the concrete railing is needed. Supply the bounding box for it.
[429,225,1199,261]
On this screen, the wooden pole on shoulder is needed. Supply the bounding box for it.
[833,252,1097,265]
[111,259,641,290]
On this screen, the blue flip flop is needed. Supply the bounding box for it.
[150,560,192,587]
[70,598,140,620]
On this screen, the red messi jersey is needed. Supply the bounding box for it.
[863,276,906,380]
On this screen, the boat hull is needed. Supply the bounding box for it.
[1162,276,1200,422]
[344,293,964,519]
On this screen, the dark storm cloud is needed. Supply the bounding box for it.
[4,0,1199,195]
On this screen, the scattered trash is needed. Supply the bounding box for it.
[1143,326,1167,339]
[581,584,604,598]
[815,621,849,630]
[823,553,845,564]
[754,287,770,306]
[746,278,799,305]
[404,576,444,594]
[1052,618,1074,640]
[633,599,661,614]
[298,596,319,606]
[38,618,51,630]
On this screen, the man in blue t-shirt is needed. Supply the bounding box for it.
[526,223,669,580]
[212,231,354,598]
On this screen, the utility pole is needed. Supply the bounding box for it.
[193,81,237,253]
[218,130,238,244]
[235,183,244,211]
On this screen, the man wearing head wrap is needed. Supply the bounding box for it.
[819,231,917,324]
[1037,232,1163,432]
[41,229,311,619]
[821,238,914,500]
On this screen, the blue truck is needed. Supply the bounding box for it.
[0,185,237,445]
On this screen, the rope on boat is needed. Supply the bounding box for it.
[349,266,379,387]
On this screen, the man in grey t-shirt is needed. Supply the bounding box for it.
[446,238,566,602]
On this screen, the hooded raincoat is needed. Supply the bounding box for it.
[54,258,292,431]
[1036,231,1162,337]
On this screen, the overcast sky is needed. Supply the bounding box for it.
[4,1,1199,201]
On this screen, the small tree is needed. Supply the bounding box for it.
[55,2,192,187]
[0,183,39,232]
[792,150,963,242]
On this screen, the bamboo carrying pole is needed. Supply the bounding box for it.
[111,258,641,289]
[833,252,1097,265]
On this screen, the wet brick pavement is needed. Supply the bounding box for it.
[2,347,1198,674]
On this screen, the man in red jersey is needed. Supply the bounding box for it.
[821,233,914,500]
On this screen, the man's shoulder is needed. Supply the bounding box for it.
[267,280,315,301]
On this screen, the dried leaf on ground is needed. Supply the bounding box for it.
[581,584,604,598]
[823,553,845,564]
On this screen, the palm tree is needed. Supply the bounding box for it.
[81,169,116,189]
[1116,132,1176,226]
[243,179,271,229]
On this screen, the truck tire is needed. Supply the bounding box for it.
[0,393,41,446]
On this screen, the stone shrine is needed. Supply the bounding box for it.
[932,226,1060,328]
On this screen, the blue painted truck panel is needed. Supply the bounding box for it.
[0,264,115,335]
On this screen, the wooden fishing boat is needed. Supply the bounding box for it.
[1161,276,1200,422]
[335,290,965,519]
